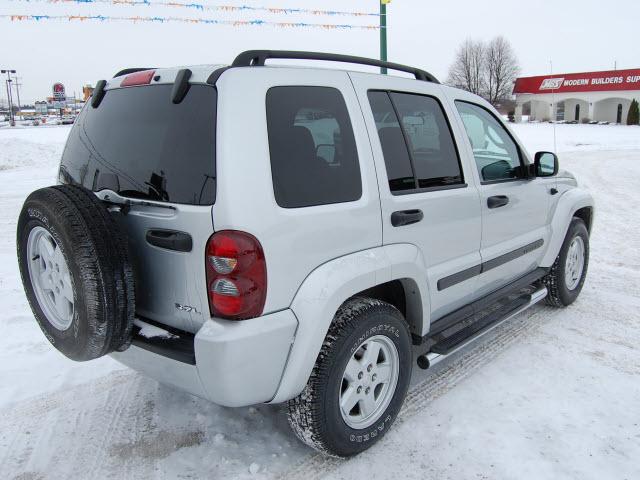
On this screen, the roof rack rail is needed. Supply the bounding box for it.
[113,68,156,78]
[231,50,439,83]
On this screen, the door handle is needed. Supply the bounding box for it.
[146,229,193,252]
[487,195,509,209]
[391,209,424,227]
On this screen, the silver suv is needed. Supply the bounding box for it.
[17,50,594,457]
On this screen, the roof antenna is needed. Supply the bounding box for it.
[550,60,557,153]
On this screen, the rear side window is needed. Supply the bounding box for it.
[59,84,216,205]
[368,91,463,193]
[367,91,415,192]
[266,86,362,208]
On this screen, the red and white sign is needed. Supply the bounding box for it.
[513,68,640,94]
[52,82,66,101]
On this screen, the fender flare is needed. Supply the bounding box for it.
[540,187,595,267]
[269,243,430,403]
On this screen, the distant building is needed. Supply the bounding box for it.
[83,84,94,102]
[513,68,640,123]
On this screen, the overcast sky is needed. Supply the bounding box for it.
[1,0,639,103]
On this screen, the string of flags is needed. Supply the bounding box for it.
[3,0,381,17]
[0,13,382,29]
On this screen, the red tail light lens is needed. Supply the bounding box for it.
[120,70,155,87]
[205,231,267,320]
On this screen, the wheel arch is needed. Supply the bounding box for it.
[573,205,594,233]
[540,188,595,267]
[269,243,430,403]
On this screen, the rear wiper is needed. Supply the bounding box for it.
[95,189,176,212]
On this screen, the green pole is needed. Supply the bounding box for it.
[380,1,387,74]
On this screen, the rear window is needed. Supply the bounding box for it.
[59,84,216,205]
[266,86,362,208]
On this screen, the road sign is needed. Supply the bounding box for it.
[53,83,66,101]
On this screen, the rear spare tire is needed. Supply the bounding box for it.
[17,185,135,361]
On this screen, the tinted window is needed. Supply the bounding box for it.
[59,84,216,205]
[367,91,415,192]
[266,86,361,208]
[390,92,463,189]
[455,101,522,182]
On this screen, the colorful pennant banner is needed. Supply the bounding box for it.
[0,13,381,29]
[5,0,381,17]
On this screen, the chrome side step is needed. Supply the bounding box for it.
[416,287,547,370]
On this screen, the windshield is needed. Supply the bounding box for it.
[59,84,216,205]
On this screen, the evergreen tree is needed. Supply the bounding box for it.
[627,99,640,125]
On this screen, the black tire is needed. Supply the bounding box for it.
[17,185,135,361]
[287,297,412,457]
[543,217,589,307]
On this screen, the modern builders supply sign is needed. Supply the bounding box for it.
[513,68,640,94]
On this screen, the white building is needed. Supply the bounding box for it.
[514,68,640,123]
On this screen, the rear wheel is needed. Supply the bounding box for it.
[17,185,135,361]
[543,217,589,307]
[287,298,412,457]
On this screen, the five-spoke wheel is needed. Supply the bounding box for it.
[339,335,399,429]
[26,226,74,330]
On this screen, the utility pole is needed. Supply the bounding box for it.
[12,75,22,113]
[1,69,16,126]
[380,0,390,74]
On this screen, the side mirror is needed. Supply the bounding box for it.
[534,151,558,177]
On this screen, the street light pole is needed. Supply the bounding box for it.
[1,69,16,126]
[380,0,389,74]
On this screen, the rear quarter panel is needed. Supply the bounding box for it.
[213,67,383,314]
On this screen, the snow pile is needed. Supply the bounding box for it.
[511,123,640,155]
[0,126,71,171]
[0,124,639,479]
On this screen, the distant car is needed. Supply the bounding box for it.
[17,50,594,457]
[61,116,75,125]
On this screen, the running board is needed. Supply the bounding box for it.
[416,287,547,369]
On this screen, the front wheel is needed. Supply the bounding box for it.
[286,298,412,457]
[543,217,590,307]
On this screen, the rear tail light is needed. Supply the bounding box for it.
[205,231,267,320]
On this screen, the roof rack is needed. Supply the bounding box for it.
[113,68,156,78]
[231,50,440,83]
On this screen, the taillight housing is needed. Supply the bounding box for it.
[120,70,155,87]
[205,231,267,320]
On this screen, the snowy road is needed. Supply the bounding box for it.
[1,124,639,479]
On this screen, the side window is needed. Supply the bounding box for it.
[266,86,362,208]
[367,91,415,192]
[455,101,522,182]
[367,91,463,193]
[390,93,463,189]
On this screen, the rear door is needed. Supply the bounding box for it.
[450,97,551,296]
[349,73,482,321]
[58,81,217,333]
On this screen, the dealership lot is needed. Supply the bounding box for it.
[0,123,639,479]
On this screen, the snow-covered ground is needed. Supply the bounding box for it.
[0,123,639,479]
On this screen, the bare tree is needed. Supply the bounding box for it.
[447,36,520,106]
[485,36,520,105]
[446,39,486,96]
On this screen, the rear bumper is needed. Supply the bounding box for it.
[111,309,298,407]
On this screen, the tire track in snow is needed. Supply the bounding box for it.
[0,305,559,480]
[281,304,558,480]
[0,371,155,479]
